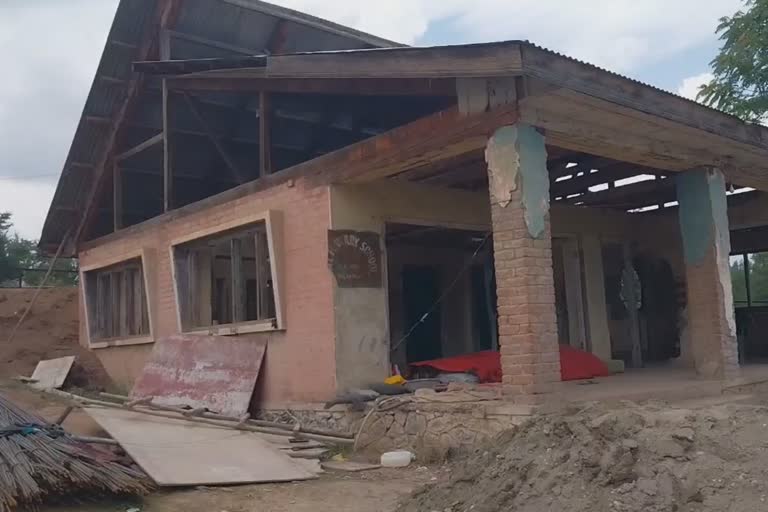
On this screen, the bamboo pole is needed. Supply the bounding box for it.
[47,390,354,445]
[98,392,354,439]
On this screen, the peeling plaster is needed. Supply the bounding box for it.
[485,126,520,208]
[677,168,736,337]
[485,125,550,238]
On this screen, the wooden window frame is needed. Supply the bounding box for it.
[80,249,155,349]
[170,210,285,336]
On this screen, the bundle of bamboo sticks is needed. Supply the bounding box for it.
[0,393,152,512]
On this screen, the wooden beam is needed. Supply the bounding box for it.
[113,161,123,231]
[551,164,661,198]
[74,0,181,246]
[230,238,245,323]
[167,29,261,56]
[572,177,673,207]
[259,92,272,177]
[163,80,174,211]
[308,105,519,185]
[181,92,248,184]
[520,87,768,190]
[265,19,288,54]
[165,76,457,97]
[115,132,164,161]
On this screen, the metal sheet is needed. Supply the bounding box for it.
[130,334,265,416]
[30,356,75,390]
[84,407,315,486]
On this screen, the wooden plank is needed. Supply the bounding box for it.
[259,92,272,176]
[265,44,524,79]
[181,92,248,184]
[115,132,164,162]
[622,243,643,368]
[119,270,130,336]
[574,177,672,207]
[254,232,266,319]
[521,44,768,150]
[113,161,123,230]
[562,238,587,350]
[130,334,266,416]
[84,407,315,486]
[521,87,768,190]
[230,238,245,323]
[162,80,173,211]
[551,164,653,198]
[30,356,75,390]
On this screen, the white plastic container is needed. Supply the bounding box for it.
[380,450,415,468]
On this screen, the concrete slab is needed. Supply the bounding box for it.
[30,356,75,390]
[84,407,316,486]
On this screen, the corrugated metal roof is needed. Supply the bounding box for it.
[40,0,400,252]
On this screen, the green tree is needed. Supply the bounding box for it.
[699,0,768,122]
[0,212,78,287]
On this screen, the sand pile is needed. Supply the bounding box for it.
[400,400,768,512]
[0,288,110,388]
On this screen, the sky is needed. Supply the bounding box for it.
[0,0,744,239]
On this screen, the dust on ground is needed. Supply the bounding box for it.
[40,468,435,512]
[0,287,110,388]
[399,397,768,512]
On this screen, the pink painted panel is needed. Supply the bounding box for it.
[130,334,266,416]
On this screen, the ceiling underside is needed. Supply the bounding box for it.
[391,145,757,215]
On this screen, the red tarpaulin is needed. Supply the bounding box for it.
[409,345,610,383]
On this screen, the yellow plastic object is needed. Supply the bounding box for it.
[384,375,406,386]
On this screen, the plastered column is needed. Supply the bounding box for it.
[582,235,612,362]
[486,124,561,403]
[676,167,739,379]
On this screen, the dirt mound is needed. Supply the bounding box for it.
[0,288,110,389]
[400,401,768,512]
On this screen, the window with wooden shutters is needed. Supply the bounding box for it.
[85,258,150,342]
[173,221,278,334]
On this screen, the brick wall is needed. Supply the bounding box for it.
[490,189,561,403]
[77,179,337,405]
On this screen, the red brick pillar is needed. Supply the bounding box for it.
[677,167,739,379]
[486,124,561,403]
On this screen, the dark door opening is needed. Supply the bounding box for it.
[402,265,442,363]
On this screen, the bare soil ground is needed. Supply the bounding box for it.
[6,288,768,512]
[400,396,768,512]
[0,288,110,388]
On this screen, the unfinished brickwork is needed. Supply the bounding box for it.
[77,179,336,404]
[677,167,739,379]
[487,125,561,403]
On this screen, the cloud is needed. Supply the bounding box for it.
[0,0,117,239]
[272,0,740,73]
[677,72,715,101]
[0,179,57,239]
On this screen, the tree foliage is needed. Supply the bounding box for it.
[731,253,768,307]
[0,212,77,287]
[698,0,768,122]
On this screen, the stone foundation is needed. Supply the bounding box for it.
[259,397,532,461]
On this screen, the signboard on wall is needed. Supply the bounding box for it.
[327,230,382,288]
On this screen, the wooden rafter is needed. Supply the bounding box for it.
[115,133,164,161]
[75,0,182,245]
[181,92,248,184]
